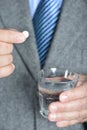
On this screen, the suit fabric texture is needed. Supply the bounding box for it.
[0,0,87,130]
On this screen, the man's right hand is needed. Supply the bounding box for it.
[0,29,29,78]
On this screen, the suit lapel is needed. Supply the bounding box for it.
[0,0,40,79]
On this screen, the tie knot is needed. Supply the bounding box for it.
[35,0,63,15]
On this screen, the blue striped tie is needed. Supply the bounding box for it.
[33,0,63,68]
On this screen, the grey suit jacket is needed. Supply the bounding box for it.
[0,0,87,130]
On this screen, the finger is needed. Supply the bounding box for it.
[56,120,79,128]
[0,64,15,78]
[0,29,29,43]
[56,118,87,127]
[0,42,13,55]
[48,110,87,122]
[0,55,13,67]
[59,81,87,102]
[49,97,87,112]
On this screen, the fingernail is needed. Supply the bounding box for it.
[49,104,58,112]
[49,113,57,121]
[22,31,29,39]
[60,94,68,101]
[15,34,26,43]
[15,31,29,43]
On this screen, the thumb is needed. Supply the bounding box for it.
[0,29,29,43]
[59,81,87,102]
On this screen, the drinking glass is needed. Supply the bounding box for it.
[38,68,79,118]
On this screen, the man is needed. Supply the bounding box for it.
[0,0,87,130]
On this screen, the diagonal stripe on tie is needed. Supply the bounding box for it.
[33,0,63,69]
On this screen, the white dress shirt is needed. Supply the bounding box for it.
[29,0,41,17]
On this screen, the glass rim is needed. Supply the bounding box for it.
[39,68,79,82]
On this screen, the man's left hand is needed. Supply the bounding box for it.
[48,77,87,127]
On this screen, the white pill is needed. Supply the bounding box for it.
[22,31,29,39]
